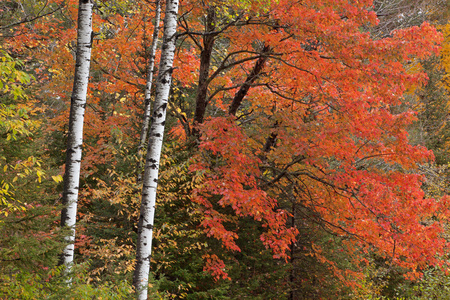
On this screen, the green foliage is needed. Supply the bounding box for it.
[1,263,134,299]
[409,56,450,165]
[407,267,450,299]
[4,1,450,299]
[0,50,33,100]
[0,49,43,218]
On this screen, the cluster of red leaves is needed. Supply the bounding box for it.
[186,0,450,282]
[202,254,231,281]
[191,116,297,257]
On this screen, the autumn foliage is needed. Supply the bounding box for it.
[185,0,450,281]
[3,0,450,298]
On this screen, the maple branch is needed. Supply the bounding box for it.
[265,84,309,104]
[276,181,365,241]
[207,82,266,104]
[235,109,253,121]
[192,7,217,130]
[178,11,202,50]
[229,45,271,116]
[177,14,242,38]
[293,162,401,240]
[290,172,391,244]
[260,155,306,187]
[269,55,322,81]
[177,9,243,52]
[272,163,378,223]
[207,51,275,85]
[354,153,394,168]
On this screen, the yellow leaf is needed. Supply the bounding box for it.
[52,175,63,183]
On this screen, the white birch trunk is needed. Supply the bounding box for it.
[59,0,93,275]
[133,0,179,298]
[137,0,162,180]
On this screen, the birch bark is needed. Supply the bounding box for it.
[133,0,179,298]
[59,0,93,275]
[137,0,162,181]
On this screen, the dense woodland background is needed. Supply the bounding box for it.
[4,0,450,299]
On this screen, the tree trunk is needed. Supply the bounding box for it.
[192,7,216,136]
[59,0,93,276]
[137,0,162,181]
[228,45,270,116]
[133,0,179,298]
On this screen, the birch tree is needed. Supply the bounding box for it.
[59,0,93,275]
[133,0,179,298]
[137,0,162,181]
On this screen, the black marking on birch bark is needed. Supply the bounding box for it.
[150,164,157,169]
[161,121,165,126]
[61,207,68,224]
[161,78,168,84]
[153,178,158,183]
[73,102,86,109]
[153,133,161,137]
[147,158,157,163]
[157,113,163,118]
[161,103,167,110]
[90,32,94,47]
[145,224,154,230]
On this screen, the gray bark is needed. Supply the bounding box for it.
[192,7,216,135]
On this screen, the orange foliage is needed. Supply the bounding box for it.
[6,0,450,286]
